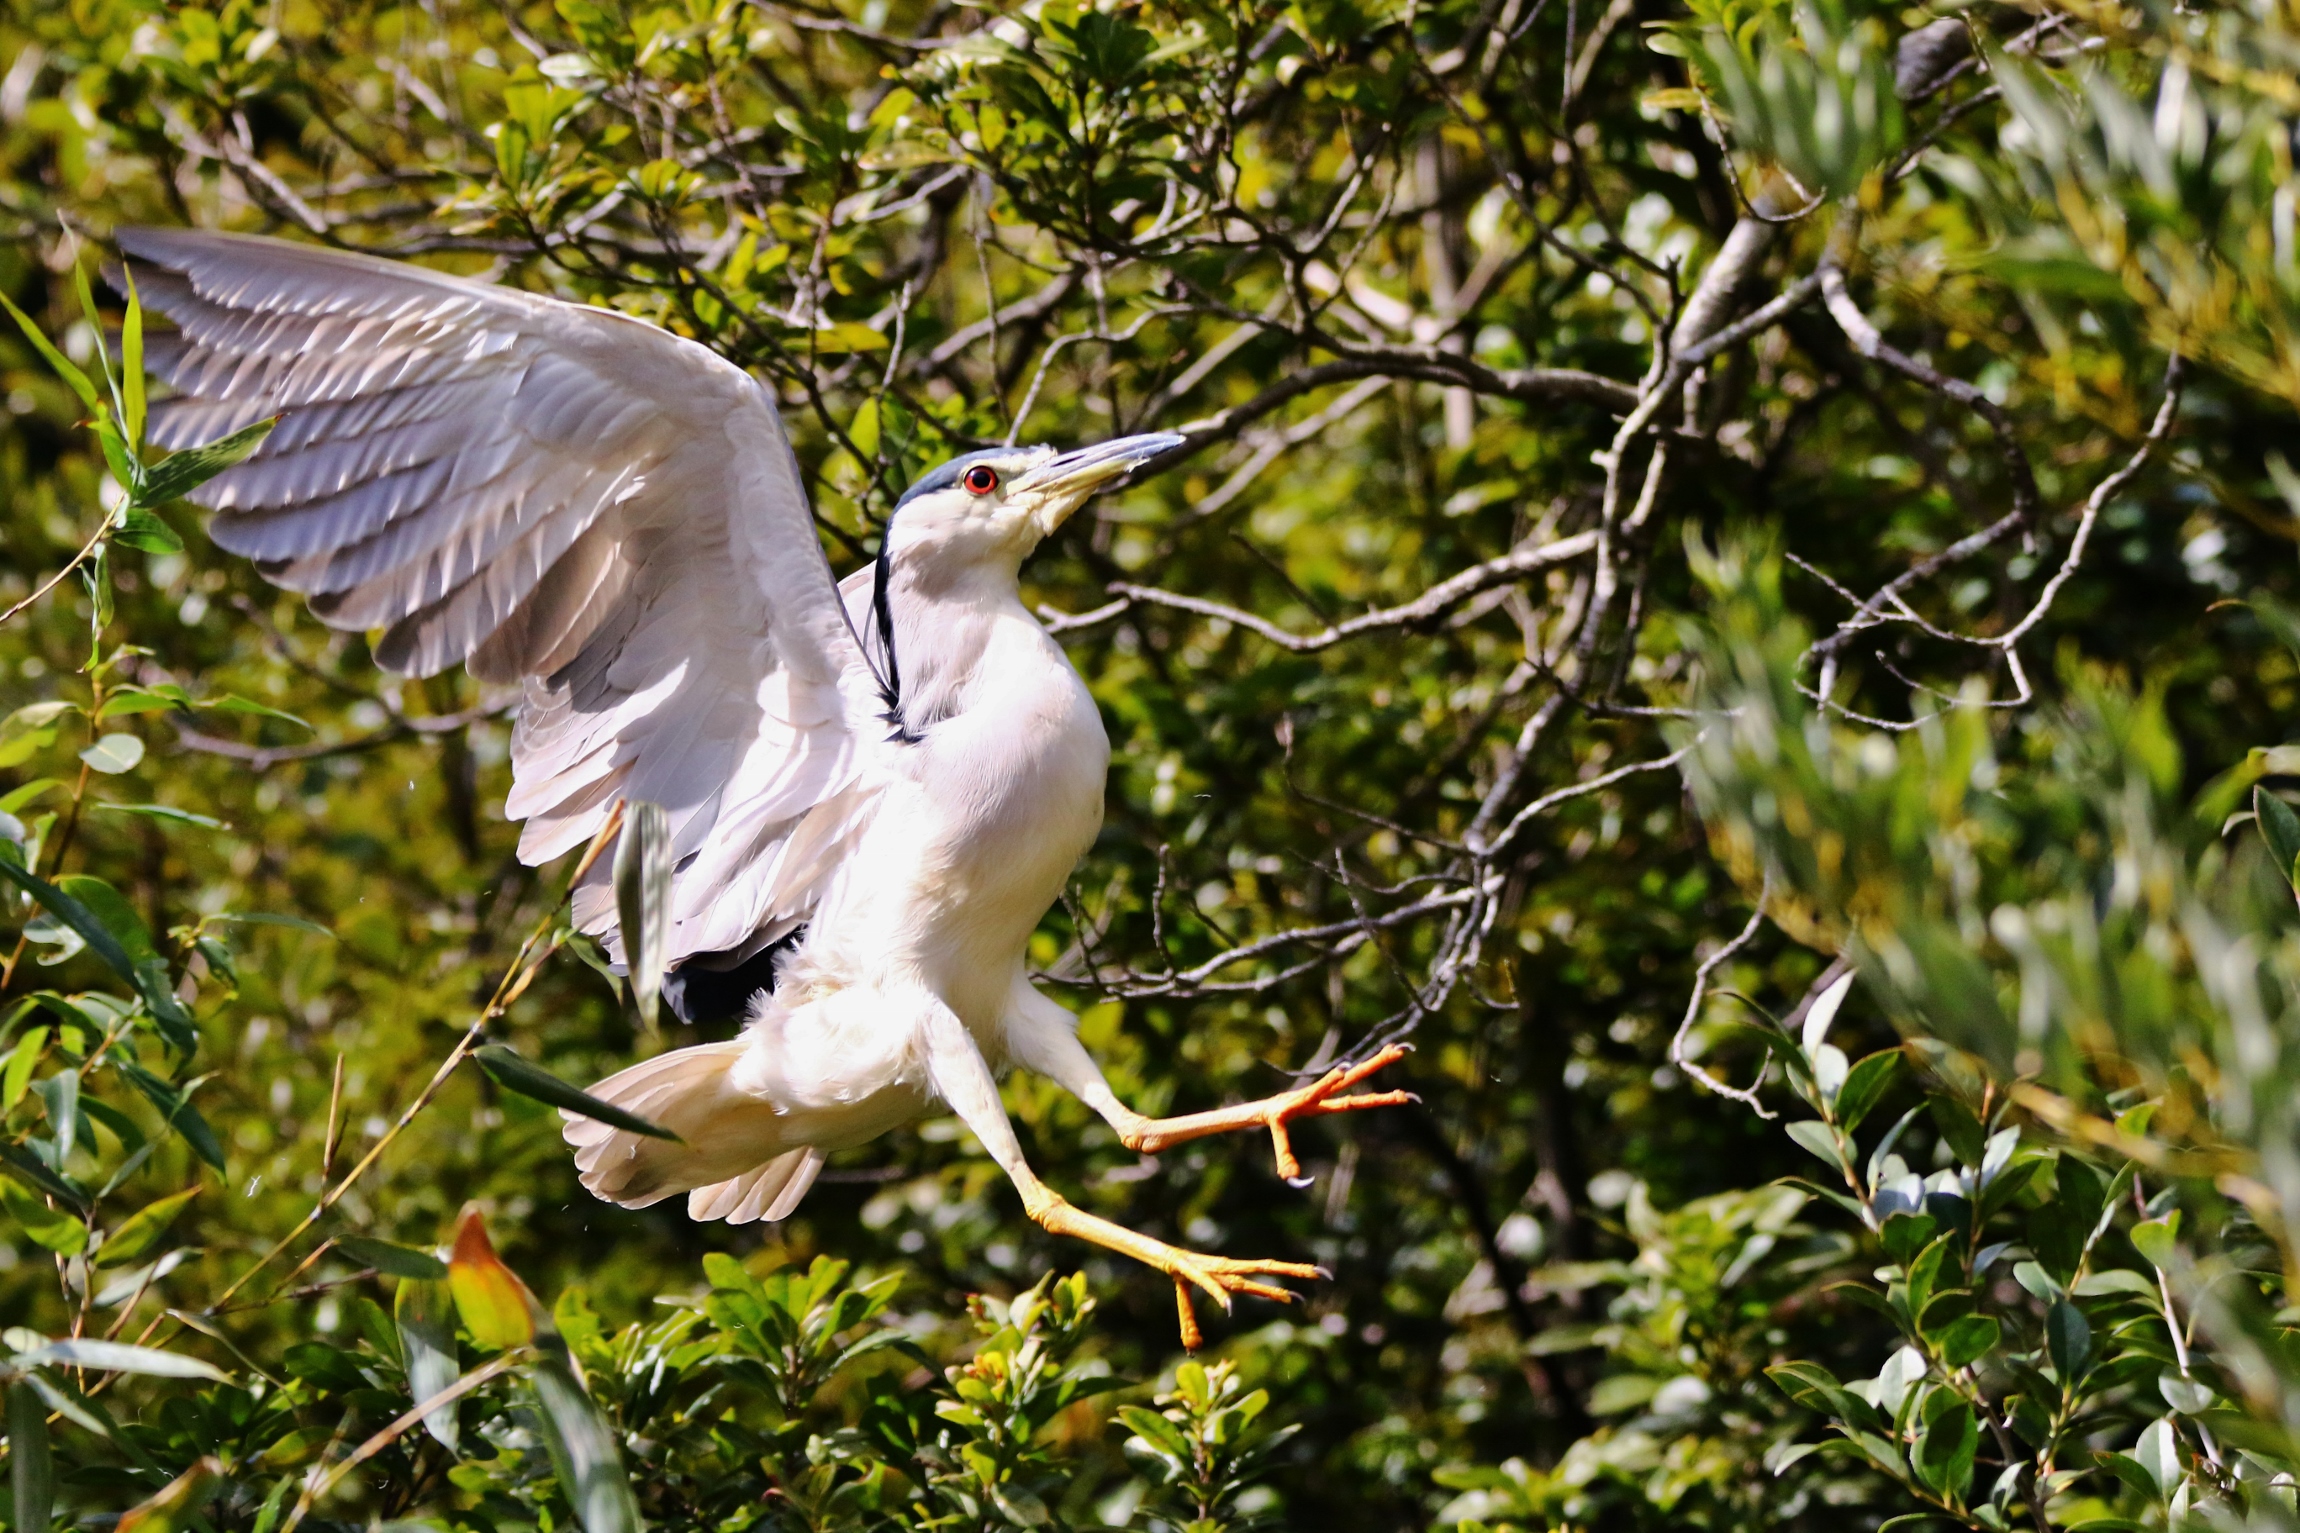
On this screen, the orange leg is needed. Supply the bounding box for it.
[1118,1044,1416,1184]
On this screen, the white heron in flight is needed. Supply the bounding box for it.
[121,227,1408,1343]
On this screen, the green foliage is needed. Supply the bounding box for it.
[4,0,2300,1530]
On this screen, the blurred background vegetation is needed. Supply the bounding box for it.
[2,0,2300,1529]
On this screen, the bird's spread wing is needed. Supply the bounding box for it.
[124,227,887,964]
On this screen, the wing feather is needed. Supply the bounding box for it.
[123,226,885,964]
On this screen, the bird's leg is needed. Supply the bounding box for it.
[919,998,1319,1348]
[1116,1046,1416,1185]
[1011,1002,1414,1185]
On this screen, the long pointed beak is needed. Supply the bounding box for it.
[1013,432,1185,534]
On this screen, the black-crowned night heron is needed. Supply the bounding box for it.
[121,228,1408,1342]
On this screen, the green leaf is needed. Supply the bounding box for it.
[0,292,102,415]
[208,911,334,937]
[473,1045,679,1140]
[77,733,144,774]
[2257,786,2300,889]
[204,695,313,732]
[1833,1048,1902,1133]
[93,1186,199,1268]
[1933,1315,1999,1370]
[1928,1097,1987,1165]
[137,417,276,506]
[1784,1118,1845,1168]
[2,1028,47,1109]
[529,1353,644,1533]
[0,1144,88,1212]
[12,1336,225,1380]
[114,1062,227,1171]
[0,859,138,986]
[339,1235,450,1281]
[9,1381,53,1533]
[2159,1372,2213,1414]
[1912,1398,1978,1500]
[120,273,144,449]
[0,779,65,815]
[395,1276,461,1451]
[1119,1403,1192,1461]
[53,874,153,960]
[0,1178,87,1255]
[2130,1215,2179,1270]
[92,802,229,831]
[110,507,181,554]
[0,703,77,770]
[2046,1299,2092,1385]
[96,686,191,720]
[1880,1211,1938,1265]
[614,800,672,1030]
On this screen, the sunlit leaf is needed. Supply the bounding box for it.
[447,1205,540,1351]
[14,1337,227,1381]
[0,1179,86,1255]
[93,1186,199,1269]
[77,733,144,774]
[137,418,276,507]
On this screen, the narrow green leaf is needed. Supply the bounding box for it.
[114,1062,226,1171]
[204,695,312,732]
[13,1337,228,1381]
[0,292,102,415]
[138,418,276,506]
[92,802,229,831]
[110,508,181,554]
[93,1186,199,1269]
[209,911,334,937]
[473,1045,680,1140]
[121,273,144,450]
[8,1381,53,1533]
[0,1178,87,1255]
[530,1353,644,1533]
[394,1276,461,1452]
[340,1235,449,1281]
[0,1144,88,1212]
[95,687,191,720]
[0,860,138,985]
[613,800,672,1030]
[2,1029,47,1109]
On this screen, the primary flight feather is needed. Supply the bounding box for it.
[121,227,1408,1342]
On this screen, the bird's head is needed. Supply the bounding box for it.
[882,432,1184,574]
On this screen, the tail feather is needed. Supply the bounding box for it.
[565,1040,809,1215]
[686,1147,825,1224]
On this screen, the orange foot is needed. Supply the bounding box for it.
[1124,1043,1416,1186]
[1023,1188,1324,1349]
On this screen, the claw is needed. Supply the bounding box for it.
[1262,1044,1416,1182]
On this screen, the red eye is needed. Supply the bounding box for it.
[963,465,999,495]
